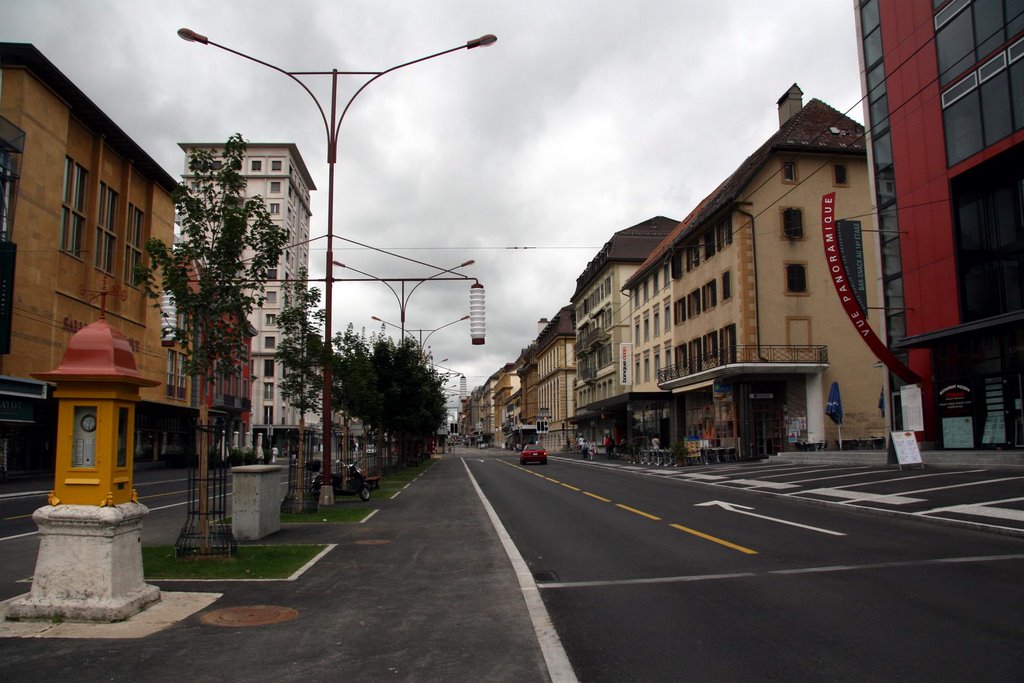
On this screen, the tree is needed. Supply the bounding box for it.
[373,335,447,465]
[333,325,381,467]
[276,269,324,511]
[138,134,287,552]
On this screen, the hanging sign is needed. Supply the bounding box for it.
[822,192,920,384]
[619,343,633,386]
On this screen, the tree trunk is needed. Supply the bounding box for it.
[197,376,210,553]
[295,414,306,508]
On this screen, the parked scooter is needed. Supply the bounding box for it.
[307,459,371,501]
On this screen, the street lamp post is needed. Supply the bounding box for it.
[177,28,496,502]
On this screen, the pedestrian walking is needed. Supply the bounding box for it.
[604,434,612,458]
[581,438,590,460]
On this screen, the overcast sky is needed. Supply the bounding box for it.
[1,0,865,399]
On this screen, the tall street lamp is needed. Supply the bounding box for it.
[177,28,496,502]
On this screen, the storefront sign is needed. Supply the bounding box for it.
[900,384,924,432]
[822,193,919,384]
[0,397,33,422]
[619,343,633,385]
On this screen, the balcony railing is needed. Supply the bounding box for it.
[576,326,610,351]
[657,344,828,384]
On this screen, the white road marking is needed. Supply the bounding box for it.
[919,496,1024,522]
[797,488,924,505]
[725,479,800,490]
[462,458,578,683]
[695,500,845,536]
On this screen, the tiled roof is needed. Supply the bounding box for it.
[571,216,678,300]
[624,97,865,291]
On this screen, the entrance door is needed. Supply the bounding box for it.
[752,407,782,458]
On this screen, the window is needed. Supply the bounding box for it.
[271,160,282,171]
[643,315,650,342]
[263,359,275,377]
[722,270,732,300]
[686,244,701,271]
[124,204,144,286]
[265,313,276,326]
[653,271,659,292]
[664,301,671,331]
[263,382,274,400]
[268,267,278,280]
[702,280,718,309]
[782,160,797,182]
[704,232,717,259]
[785,263,808,293]
[270,181,282,193]
[671,251,683,278]
[95,183,118,273]
[834,164,848,185]
[716,218,733,248]
[61,157,88,257]
[653,311,660,337]
[643,281,649,302]
[643,357,650,382]
[663,263,670,287]
[634,321,640,344]
[690,289,703,316]
[783,208,804,239]
[263,406,274,424]
[266,291,277,304]
[270,203,281,214]
[674,299,686,324]
[251,160,262,172]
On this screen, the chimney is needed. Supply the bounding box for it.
[537,318,549,335]
[777,83,804,127]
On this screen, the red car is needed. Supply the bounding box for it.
[519,444,548,465]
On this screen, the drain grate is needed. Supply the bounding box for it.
[200,605,299,627]
[532,570,559,583]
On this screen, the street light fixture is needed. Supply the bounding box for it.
[371,314,470,348]
[177,28,496,502]
[335,260,482,341]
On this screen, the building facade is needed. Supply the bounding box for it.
[0,44,184,474]
[571,217,676,449]
[534,305,576,452]
[855,0,1024,449]
[639,86,886,458]
[178,142,315,458]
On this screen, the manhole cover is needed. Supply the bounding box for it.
[354,539,391,545]
[533,570,559,583]
[200,605,299,627]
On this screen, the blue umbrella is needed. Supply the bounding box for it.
[826,381,844,449]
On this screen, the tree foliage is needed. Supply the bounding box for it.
[276,269,324,418]
[138,133,288,381]
[373,336,447,440]
[332,324,381,427]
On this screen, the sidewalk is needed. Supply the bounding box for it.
[0,455,554,682]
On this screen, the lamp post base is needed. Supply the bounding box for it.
[5,503,160,623]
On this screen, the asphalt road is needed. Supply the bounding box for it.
[467,452,1024,682]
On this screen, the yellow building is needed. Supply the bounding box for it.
[626,85,886,458]
[0,44,186,475]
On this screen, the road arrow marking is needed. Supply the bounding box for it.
[695,500,846,536]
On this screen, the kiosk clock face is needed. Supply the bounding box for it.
[81,414,97,432]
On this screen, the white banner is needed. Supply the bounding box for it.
[619,342,633,386]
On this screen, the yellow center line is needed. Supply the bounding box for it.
[670,523,758,555]
[560,483,581,492]
[616,504,661,521]
[544,477,561,484]
[583,491,612,503]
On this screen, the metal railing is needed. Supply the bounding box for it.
[657,345,828,384]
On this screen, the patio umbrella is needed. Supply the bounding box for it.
[826,381,844,450]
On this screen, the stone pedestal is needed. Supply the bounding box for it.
[6,503,160,622]
[231,465,283,540]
